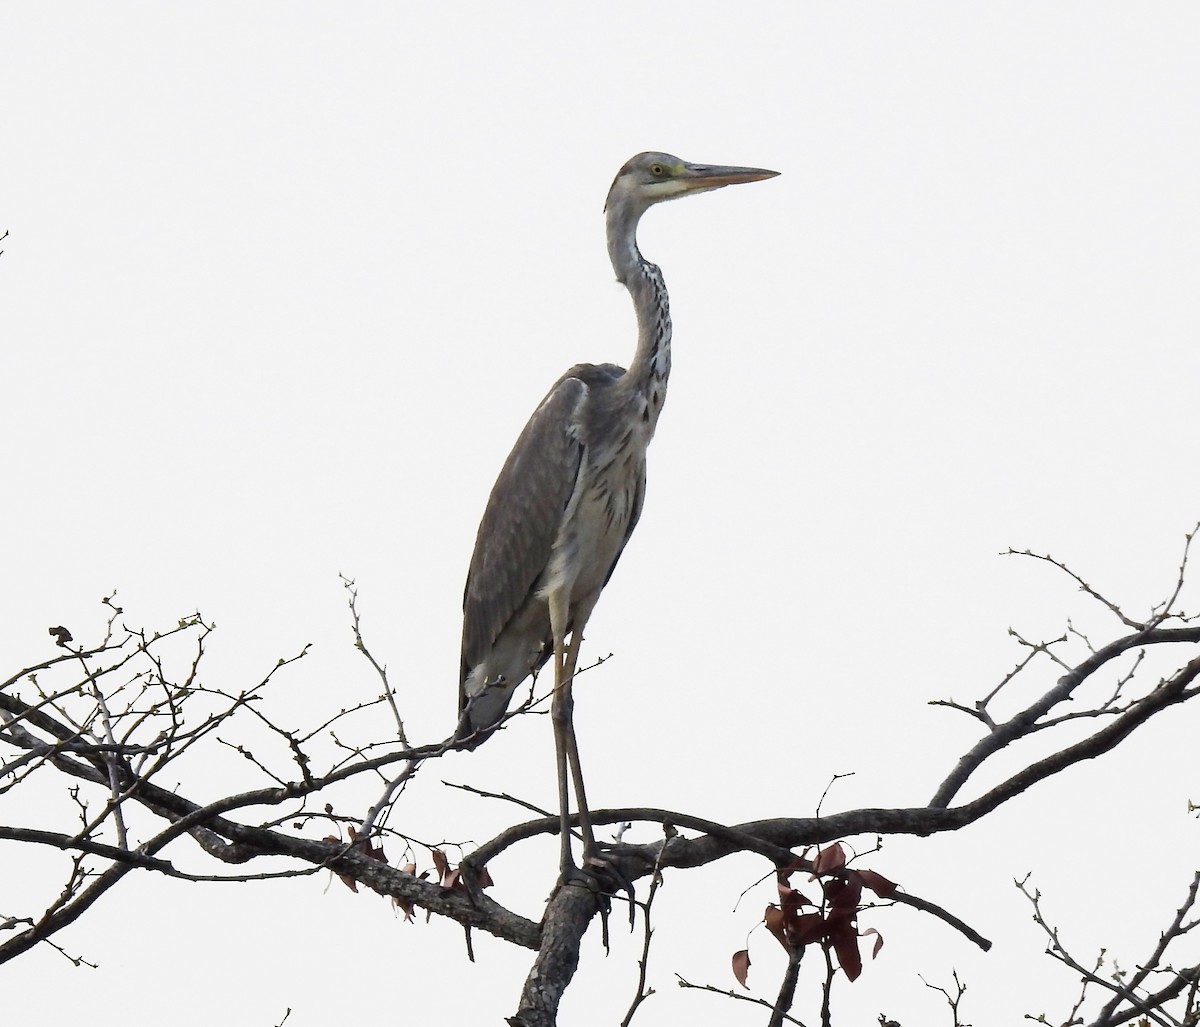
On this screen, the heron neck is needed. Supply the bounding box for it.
[607,204,672,419]
[624,259,672,398]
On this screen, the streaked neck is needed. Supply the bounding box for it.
[606,201,672,424]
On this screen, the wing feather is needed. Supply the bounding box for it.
[459,373,589,699]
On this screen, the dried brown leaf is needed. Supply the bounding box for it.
[764,904,790,952]
[863,927,884,958]
[852,869,898,898]
[431,848,451,885]
[812,841,846,876]
[831,920,862,982]
[732,948,751,989]
[778,885,810,919]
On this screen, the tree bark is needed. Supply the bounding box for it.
[509,881,600,1026]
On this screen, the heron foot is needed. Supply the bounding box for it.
[557,850,636,931]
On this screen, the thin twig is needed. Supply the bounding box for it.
[674,975,808,1026]
[920,970,970,1026]
[620,832,670,1026]
[444,779,555,819]
[1016,874,1173,1027]
[342,575,407,745]
[1004,548,1144,629]
[1095,870,1200,1026]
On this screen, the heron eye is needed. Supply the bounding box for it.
[650,163,665,177]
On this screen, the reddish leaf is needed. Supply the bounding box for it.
[431,848,451,885]
[764,904,790,952]
[732,949,751,989]
[787,911,825,947]
[345,825,387,865]
[829,918,862,982]
[823,876,862,911]
[812,842,846,877]
[444,863,494,892]
[823,879,862,980]
[862,927,884,958]
[852,869,899,898]
[778,884,813,919]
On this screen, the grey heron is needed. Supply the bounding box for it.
[457,152,779,874]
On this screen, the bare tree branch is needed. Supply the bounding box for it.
[2,532,1198,1025]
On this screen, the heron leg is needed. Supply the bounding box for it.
[559,626,597,859]
[548,595,577,874]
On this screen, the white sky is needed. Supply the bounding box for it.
[2,3,1199,1024]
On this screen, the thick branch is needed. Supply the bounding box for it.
[0,826,173,872]
[509,881,600,1027]
[930,626,1200,808]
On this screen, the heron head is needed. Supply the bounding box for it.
[604,151,779,215]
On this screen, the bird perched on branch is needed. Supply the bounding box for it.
[457,151,779,874]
